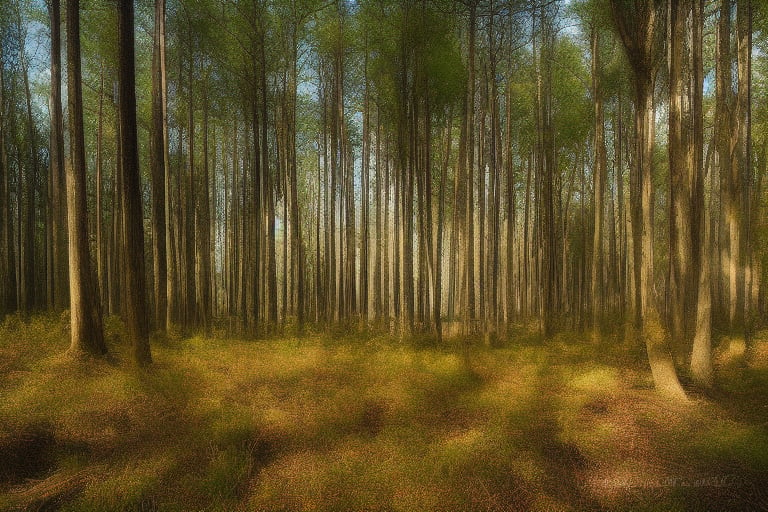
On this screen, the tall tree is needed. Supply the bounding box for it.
[117,0,152,365]
[591,23,606,336]
[610,0,687,399]
[669,0,694,357]
[66,0,106,356]
[0,44,11,316]
[691,0,713,386]
[48,0,67,312]
[735,0,751,335]
[151,0,168,331]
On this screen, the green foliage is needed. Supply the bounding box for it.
[552,37,592,151]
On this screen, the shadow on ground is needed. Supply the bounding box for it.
[1,315,768,511]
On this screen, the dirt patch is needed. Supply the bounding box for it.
[0,422,56,485]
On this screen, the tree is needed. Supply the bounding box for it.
[690,0,713,387]
[117,0,151,365]
[591,22,606,336]
[48,0,67,313]
[66,0,106,357]
[151,0,168,332]
[610,0,687,399]
[669,0,694,358]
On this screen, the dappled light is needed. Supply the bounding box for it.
[3,316,768,510]
[2,0,768,509]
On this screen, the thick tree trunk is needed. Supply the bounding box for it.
[611,0,687,399]
[361,47,370,321]
[117,0,152,365]
[669,0,693,357]
[691,0,712,387]
[692,159,713,387]
[66,0,106,356]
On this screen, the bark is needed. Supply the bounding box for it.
[361,46,370,320]
[0,48,14,315]
[591,25,606,335]
[611,0,687,399]
[21,46,37,313]
[735,0,750,335]
[465,1,477,330]
[197,83,212,334]
[692,153,713,387]
[290,44,305,328]
[374,108,382,320]
[96,64,105,311]
[691,0,712,387]
[117,0,152,364]
[162,0,175,332]
[505,82,515,324]
[151,0,168,331]
[49,0,67,312]
[669,0,693,355]
[436,108,453,340]
[66,0,106,356]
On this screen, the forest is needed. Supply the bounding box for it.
[1,0,768,510]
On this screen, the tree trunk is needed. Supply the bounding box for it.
[591,25,606,335]
[0,47,15,315]
[197,83,212,335]
[591,25,606,336]
[49,0,67,312]
[611,0,687,399]
[117,0,152,365]
[162,0,176,332]
[66,0,106,356]
[669,0,693,358]
[466,1,477,331]
[21,47,37,313]
[96,64,106,312]
[735,0,750,336]
[690,0,712,386]
[151,0,167,332]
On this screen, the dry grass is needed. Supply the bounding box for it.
[1,315,768,511]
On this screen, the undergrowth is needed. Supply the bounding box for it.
[1,315,767,511]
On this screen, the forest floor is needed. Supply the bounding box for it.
[1,315,768,512]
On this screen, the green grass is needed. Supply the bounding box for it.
[1,315,768,511]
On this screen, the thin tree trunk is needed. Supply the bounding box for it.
[0,48,12,315]
[466,1,477,331]
[151,0,167,332]
[162,0,176,332]
[736,0,750,336]
[96,64,105,312]
[591,25,606,335]
[49,0,67,312]
[21,46,37,313]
